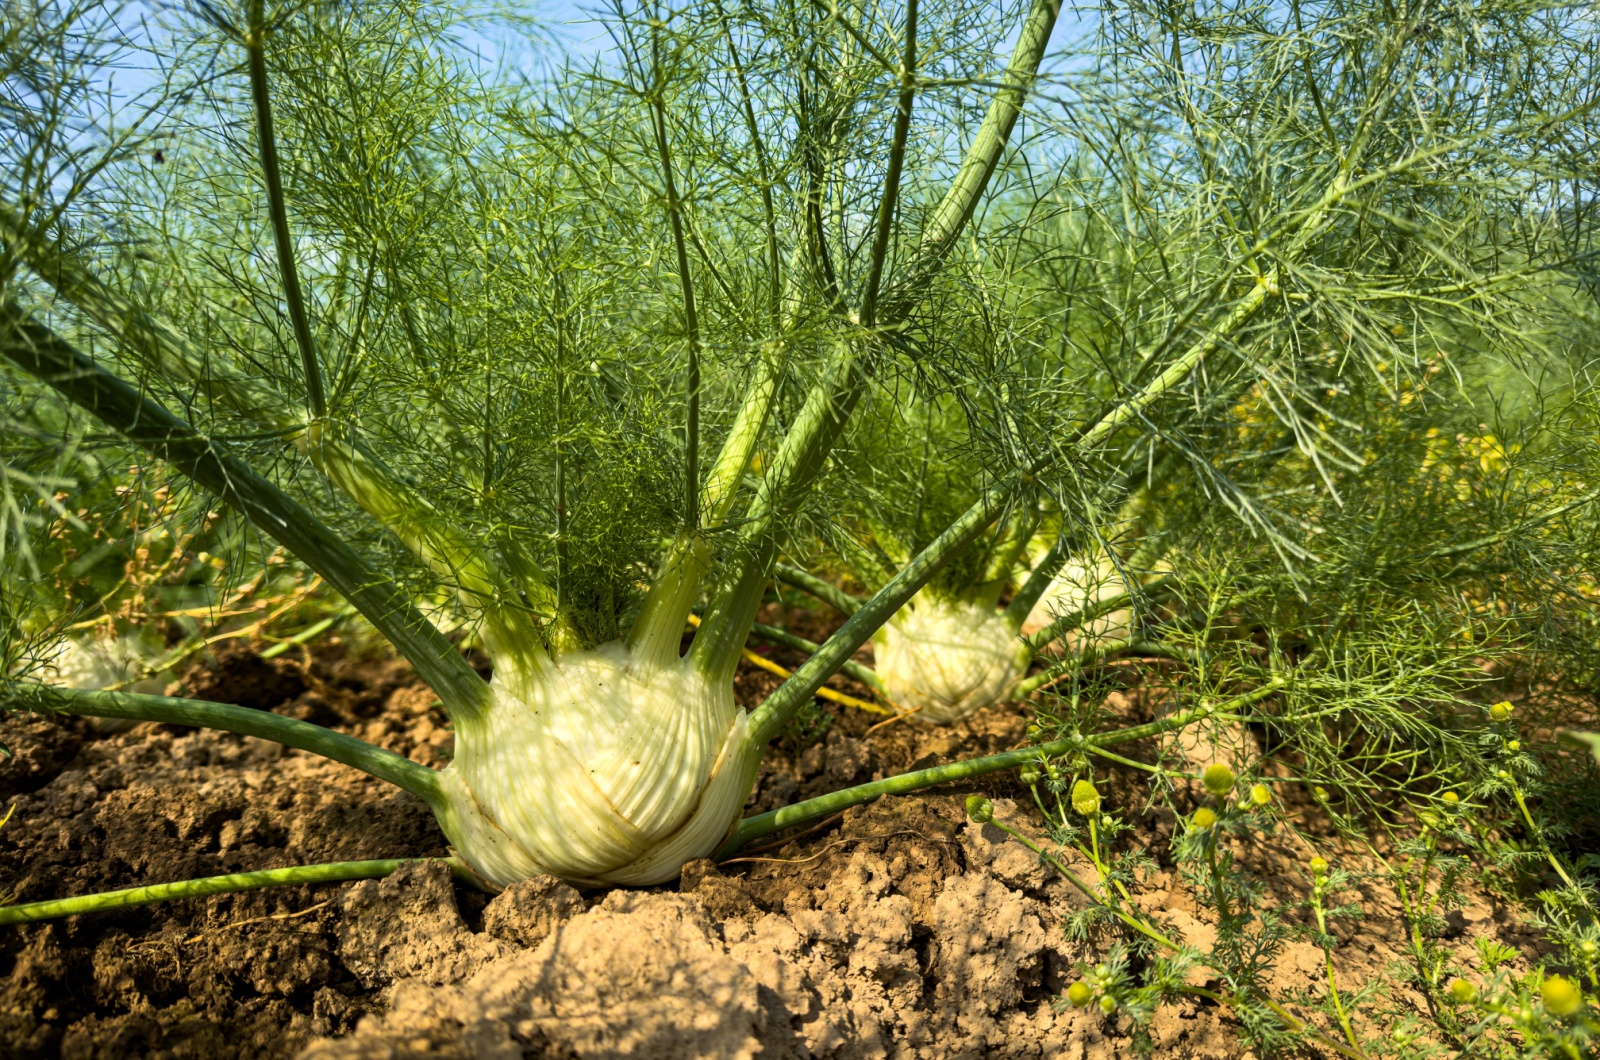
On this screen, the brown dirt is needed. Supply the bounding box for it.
[0,608,1549,1059]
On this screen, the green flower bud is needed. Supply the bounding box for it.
[1026,723,1044,740]
[1497,769,1511,780]
[1192,807,1218,830]
[1066,981,1094,1008]
[1019,766,1042,786]
[1448,978,1478,1004]
[1580,940,1598,958]
[1099,995,1118,1015]
[1489,701,1514,723]
[1310,856,1329,877]
[1313,785,1330,802]
[1542,976,1583,1018]
[1391,1029,1410,1046]
[966,795,994,824]
[1203,764,1236,797]
[1071,780,1102,816]
[1250,783,1272,807]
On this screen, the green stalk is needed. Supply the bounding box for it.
[718,11,781,320]
[259,606,354,659]
[7,683,442,804]
[725,678,1287,852]
[898,0,1061,299]
[748,621,887,696]
[627,533,711,674]
[649,23,702,533]
[691,337,870,683]
[245,0,326,420]
[857,0,917,328]
[554,295,570,613]
[0,304,491,721]
[773,562,863,616]
[1002,532,1071,631]
[0,858,462,927]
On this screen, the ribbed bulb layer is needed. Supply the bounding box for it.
[873,596,1030,724]
[433,642,758,887]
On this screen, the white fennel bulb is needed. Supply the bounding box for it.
[432,642,760,888]
[1022,554,1132,647]
[39,632,171,695]
[872,593,1030,725]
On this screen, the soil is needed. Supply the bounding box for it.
[0,604,1551,1059]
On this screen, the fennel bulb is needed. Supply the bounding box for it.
[1022,554,1132,647]
[872,593,1030,725]
[433,642,760,887]
[39,632,171,696]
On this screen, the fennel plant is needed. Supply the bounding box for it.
[2,0,1092,902]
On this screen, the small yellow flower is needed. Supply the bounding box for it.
[1313,785,1330,802]
[1441,791,1459,806]
[1489,701,1514,723]
[1099,995,1118,1014]
[1310,856,1329,877]
[1448,978,1478,1004]
[1542,976,1583,1018]
[1192,807,1218,830]
[1203,764,1236,797]
[1066,981,1093,1008]
[1250,783,1272,807]
[1507,740,1520,752]
[1071,780,1102,816]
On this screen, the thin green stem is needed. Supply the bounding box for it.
[749,621,887,696]
[9,683,443,804]
[1003,533,1071,631]
[717,12,781,320]
[648,28,701,532]
[245,1,325,421]
[773,562,863,616]
[722,678,1286,852]
[1510,784,1590,906]
[0,858,465,926]
[1312,876,1366,1055]
[259,605,354,659]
